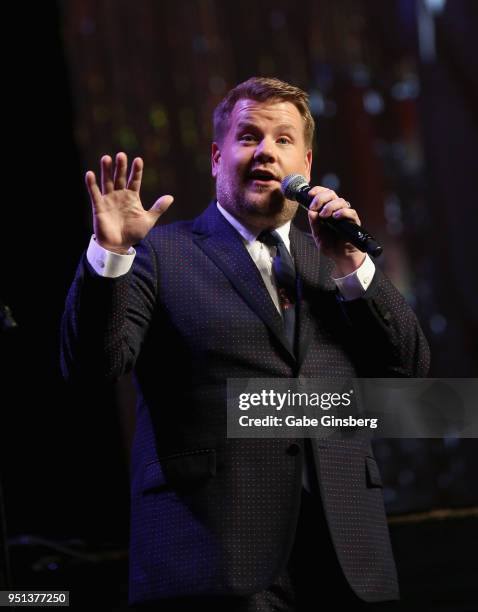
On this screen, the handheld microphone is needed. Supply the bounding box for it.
[281,174,383,258]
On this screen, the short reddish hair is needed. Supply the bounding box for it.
[213,76,315,148]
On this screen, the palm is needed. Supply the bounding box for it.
[86,153,173,252]
[94,189,152,247]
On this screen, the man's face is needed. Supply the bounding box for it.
[211,98,312,230]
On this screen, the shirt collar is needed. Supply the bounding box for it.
[216,201,291,250]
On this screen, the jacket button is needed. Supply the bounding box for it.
[382,310,392,323]
[286,443,300,456]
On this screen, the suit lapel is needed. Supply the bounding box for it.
[192,203,294,361]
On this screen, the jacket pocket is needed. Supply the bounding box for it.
[365,455,383,488]
[142,448,216,493]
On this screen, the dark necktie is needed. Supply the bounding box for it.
[259,231,316,492]
[258,230,297,352]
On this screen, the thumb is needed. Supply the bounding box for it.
[149,194,174,221]
[308,209,319,223]
[308,209,320,234]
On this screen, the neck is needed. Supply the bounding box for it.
[218,203,295,234]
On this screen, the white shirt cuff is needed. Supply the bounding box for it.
[333,254,375,301]
[86,235,136,278]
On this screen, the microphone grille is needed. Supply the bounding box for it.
[281,174,309,200]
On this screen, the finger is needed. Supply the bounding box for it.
[126,157,144,192]
[318,198,350,217]
[101,155,114,194]
[308,189,338,211]
[307,185,335,199]
[331,207,361,225]
[85,171,102,208]
[114,152,128,190]
[148,194,174,222]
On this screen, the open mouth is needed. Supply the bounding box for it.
[248,169,279,183]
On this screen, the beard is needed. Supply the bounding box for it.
[215,172,298,229]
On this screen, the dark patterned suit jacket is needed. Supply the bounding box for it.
[61,202,430,605]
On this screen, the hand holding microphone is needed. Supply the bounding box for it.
[281,174,383,258]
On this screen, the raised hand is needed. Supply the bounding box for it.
[85,152,174,254]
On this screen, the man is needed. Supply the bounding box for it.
[61,77,430,610]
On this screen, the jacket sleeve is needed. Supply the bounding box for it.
[337,266,431,377]
[60,237,158,383]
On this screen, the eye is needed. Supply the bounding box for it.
[277,137,291,145]
[239,133,256,142]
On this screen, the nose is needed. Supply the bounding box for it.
[253,136,277,163]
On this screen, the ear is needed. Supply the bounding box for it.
[211,142,221,178]
[304,149,312,183]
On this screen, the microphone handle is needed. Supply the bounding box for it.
[296,187,383,258]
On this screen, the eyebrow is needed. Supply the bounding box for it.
[275,123,299,133]
[235,121,298,133]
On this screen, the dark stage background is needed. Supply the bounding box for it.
[2,0,477,609]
